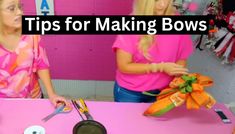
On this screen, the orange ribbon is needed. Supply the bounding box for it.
[144,73,216,116]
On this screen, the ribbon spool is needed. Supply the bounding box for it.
[24,125,45,134]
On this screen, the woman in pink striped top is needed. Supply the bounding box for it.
[0,0,70,107]
[113,0,194,102]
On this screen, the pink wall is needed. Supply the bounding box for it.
[21,0,133,80]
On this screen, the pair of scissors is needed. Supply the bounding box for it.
[75,99,93,120]
[42,103,71,122]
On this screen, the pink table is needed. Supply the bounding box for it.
[0,99,234,134]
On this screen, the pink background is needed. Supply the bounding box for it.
[21,0,133,80]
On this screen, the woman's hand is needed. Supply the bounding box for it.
[151,62,188,76]
[48,93,71,108]
[37,69,71,108]
[162,62,189,76]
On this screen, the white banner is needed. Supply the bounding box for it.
[35,0,54,15]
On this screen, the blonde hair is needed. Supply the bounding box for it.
[0,0,4,42]
[0,0,3,29]
[133,0,176,60]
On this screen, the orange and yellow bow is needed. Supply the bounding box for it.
[143,73,216,116]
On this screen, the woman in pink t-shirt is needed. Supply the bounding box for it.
[0,0,70,107]
[112,0,193,102]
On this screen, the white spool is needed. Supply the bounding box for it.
[24,125,46,134]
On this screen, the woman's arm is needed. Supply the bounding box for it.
[116,49,188,75]
[116,49,153,74]
[37,69,70,107]
[37,69,55,96]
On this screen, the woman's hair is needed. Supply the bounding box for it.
[0,0,22,42]
[0,0,4,41]
[133,0,175,60]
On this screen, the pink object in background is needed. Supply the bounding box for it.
[187,2,198,12]
[21,0,133,80]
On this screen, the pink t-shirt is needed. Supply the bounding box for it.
[0,35,49,98]
[112,35,193,92]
